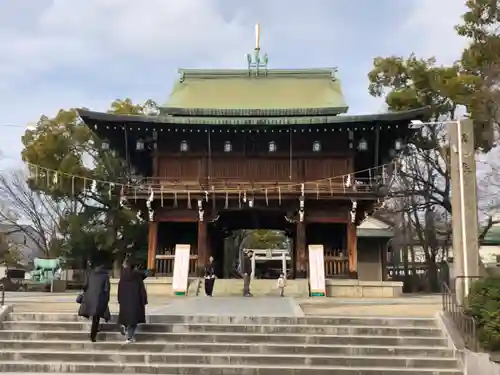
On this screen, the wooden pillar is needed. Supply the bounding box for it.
[347,220,358,278]
[295,221,307,278]
[147,221,158,271]
[197,219,208,276]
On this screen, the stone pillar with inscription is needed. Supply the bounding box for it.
[449,119,480,304]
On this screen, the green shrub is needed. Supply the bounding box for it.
[467,277,500,350]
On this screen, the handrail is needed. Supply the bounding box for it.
[441,282,479,351]
[0,284,4,306]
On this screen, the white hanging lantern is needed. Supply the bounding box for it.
[224,141,232,152]
[180,140,189,152]
[268,141,277,152]
[394,138,403,150]
[358,138,368,151]
[312,140,321,152]
[101,139,110,150]
[136,138,145,151]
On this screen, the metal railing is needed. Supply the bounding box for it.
[442,281,479,351]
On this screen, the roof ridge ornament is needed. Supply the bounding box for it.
[246,23,268,77]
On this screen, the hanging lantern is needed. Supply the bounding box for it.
[268,141,277,152]
[394,138,403,151]
[101,139,110,150]
[358,138,368,151]
[224,141,232,152]
[180,140,189,152]
[136,138,145,151]
[312,140,321,152]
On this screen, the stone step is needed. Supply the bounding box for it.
[0,321,443,336]
[0,362,463,374]
[0,340,454,357]
[6,313,438,327]
[0,350,459,367]
[0,330,449,346]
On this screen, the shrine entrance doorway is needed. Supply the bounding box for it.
[210,208,293,279]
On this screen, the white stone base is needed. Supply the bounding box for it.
[325,279,403,298]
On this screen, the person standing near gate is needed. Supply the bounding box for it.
[204,256,216,296]
[242,250,253,297]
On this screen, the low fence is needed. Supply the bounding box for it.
[441,281,479,352]
[387,262,450,293]
[324,255,350,278]
[155,254,199,277]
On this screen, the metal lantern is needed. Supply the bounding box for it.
[180,140,189,152]
[358,138,368,151]
[268,141,277,152]
[136,138,145,151]
[224,141,232,152]
[101,139,110,150]
[394,138,403,150]
[312,140,321,152]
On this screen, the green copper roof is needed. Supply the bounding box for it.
[78,107,430,127]
[78,107,429,127]
[357,228,393,238]
[482,227,500,245]
[163,68,348,115]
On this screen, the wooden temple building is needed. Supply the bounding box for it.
[77,34,428,282]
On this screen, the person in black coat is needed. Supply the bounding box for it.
[204,256,216,297]
[118,259,148,343]
[78,262,111,342]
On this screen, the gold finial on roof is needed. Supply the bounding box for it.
[246,23,268,76]
[255,23,260,50]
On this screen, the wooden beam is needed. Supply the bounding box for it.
[307,216,347,224]
[295,221,307,278]
[197,220,208,275]
[147,221,158,271]
[347,220,358,277]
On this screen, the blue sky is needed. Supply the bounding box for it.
[0,0,466,169]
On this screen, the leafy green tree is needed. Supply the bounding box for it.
[244,230,288,249]
[456,0,500,151]
[21,99,157,264]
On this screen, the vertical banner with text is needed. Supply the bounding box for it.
[308,244,326,297]
[172,244,191,296]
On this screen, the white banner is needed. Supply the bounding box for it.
[172,244,190,296]
[308,244,326,297]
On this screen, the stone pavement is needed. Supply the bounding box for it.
[3,292,442,317]
[148,297,305,316]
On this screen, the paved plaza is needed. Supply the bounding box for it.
[2,291,442,317]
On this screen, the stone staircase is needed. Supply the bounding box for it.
[0,312,462,374]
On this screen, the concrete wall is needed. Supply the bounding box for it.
[464,351,500,375]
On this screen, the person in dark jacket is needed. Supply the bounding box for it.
[204,256,216,297]
[241,250,253,297]
[118,259,148,343]
[78,261,111,342]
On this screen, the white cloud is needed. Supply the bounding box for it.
[0,0,471,167]
[402,0,467,64]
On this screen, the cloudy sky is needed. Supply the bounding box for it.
[0,0,466,169]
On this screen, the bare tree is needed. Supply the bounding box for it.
[0,169,80,258]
